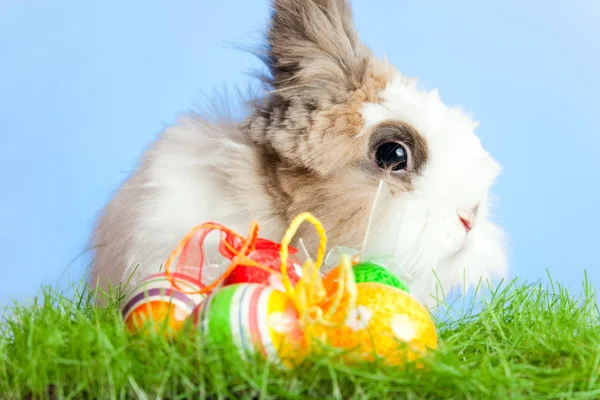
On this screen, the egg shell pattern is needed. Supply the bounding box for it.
[318,282,437,365]
[221,248,302,288]
[193,283,305,368]
[352,262,410,292]
[323,262,410,294]
[120,272,205,335]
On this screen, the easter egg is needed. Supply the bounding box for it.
[192,283,305,368]
[322,261,409,294]
[352,262,410,292]
[120,272,206,336]
[315,282,437,365]
[221,238,302,288]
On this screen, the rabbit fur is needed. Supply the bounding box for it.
[90,0,508,309]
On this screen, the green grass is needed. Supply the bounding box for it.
[1,274,599,400]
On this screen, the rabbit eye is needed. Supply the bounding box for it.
[373,141,411,172]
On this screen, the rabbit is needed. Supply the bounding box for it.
[89,0,507,309]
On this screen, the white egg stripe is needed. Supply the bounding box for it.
[257,287,280,363]
[188,292,206,305]
[121,277,201,305]
[121,283,198,317]
[123,293,195,320]
[229,285,248,360]
[122,289,172,319]
[122,294,195,322]
[238,284,255,357]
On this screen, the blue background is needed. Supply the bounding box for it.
[1,0,599,308]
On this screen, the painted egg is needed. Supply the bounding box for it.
[352,262,410,292]
[322,261,410,294]
[316,282,437,365]
[192,283,305,368]
[221,238,302,289]
[120,272,206,336]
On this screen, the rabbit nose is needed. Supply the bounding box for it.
[457,210,473,233]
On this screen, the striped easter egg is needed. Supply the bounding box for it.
[120,272,206,336]
[192,283,305,368]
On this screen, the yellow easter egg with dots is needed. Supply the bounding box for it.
[315,281,438,365]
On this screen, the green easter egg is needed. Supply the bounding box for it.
[192,283,305,368]
[352,262,410,293]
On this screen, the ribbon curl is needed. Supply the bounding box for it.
[277,212,358,335]
[162,212,359,340]
[163,221,282,295]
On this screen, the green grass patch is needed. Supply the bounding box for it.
[1,275,599,399]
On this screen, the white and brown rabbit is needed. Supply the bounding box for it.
[90,0,507,309]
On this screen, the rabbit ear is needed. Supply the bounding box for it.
[264,0,372,102]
